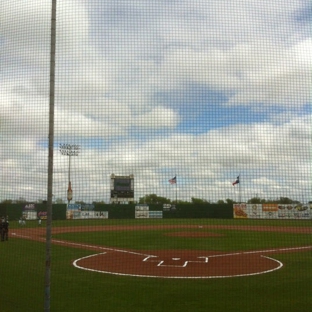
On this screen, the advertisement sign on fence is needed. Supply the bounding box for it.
[233,204,247,219]
[22,203,37,220]
[135,204,149,218]
[66,203,108,219]
[134,205,163,219]
[233,203,311,219]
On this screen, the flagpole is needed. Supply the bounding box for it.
[232,175,240,203]
[175,174,177,205]
[169,175,177,207]
[239,174,241,203]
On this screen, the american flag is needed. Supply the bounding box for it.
[169,176,177,184]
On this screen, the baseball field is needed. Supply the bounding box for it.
[1,218,311,312]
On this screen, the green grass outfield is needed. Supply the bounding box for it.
[1,218,311,312]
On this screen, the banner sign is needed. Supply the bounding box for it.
[262,203,278,211]
[23,203,36,210]
[37,211,47,220]
[134,205,163,218]
[149,211,163,218]
[22,203,37,220]
[67,203,106,219]
[81,204,94,211]
[234,203,311,219]
[22,210,37,220]
[233,204,248,219]
[163,204,171,211]
[67,204,95,211]
[135,204,149,219]
[277,204,310,219]
[67,204,81,210]
[135,204,149,218]
[66,210,108,220]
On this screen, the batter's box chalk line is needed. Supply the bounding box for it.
[143,255,209,268]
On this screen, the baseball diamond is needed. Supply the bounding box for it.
[10,224,312,279]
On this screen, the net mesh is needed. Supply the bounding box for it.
[0,1,311,311]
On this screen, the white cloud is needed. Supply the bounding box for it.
[0,0,311,203]
[154,38,312,107]
[132,107,180,129]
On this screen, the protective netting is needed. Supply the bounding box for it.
[0,1,311,311]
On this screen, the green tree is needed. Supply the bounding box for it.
[177,199,190,204]
[248,197,260,204]
[1,199,13,204]
[278,197,299,204]
[266,197,300,204]
[139,194,171,205]
[191,197,209,204]
[225,198,236,205]
[93,201,106,205]
[15,197,26,204]
[55,197,65,204]
[75,200,86,205]
[247,197,266,204]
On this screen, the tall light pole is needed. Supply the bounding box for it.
[45,1,56,311]
[59,144,80,206]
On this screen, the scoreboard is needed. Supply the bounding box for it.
[114,178,131,191]
[110,174,134,203]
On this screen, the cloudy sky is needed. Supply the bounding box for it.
[0,0,311,203]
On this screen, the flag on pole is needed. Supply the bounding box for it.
[232,176,239,186]
[169,176,177,184]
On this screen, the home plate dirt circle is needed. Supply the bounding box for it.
[73,249,283,278]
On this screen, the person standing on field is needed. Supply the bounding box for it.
[0,217,7,241]
[2,217,9,241]
[0,218,4,241]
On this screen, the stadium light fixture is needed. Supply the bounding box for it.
[59,144,80,205]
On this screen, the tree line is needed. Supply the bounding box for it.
[137,194,303,205]
[1,195,305,205]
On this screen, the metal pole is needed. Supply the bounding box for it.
[45,1,56,311]
[68,155,71,206]
[68,154,71,184]
[239,174,241,203]
[175,174,177,205]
